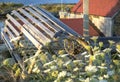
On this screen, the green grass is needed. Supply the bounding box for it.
[0,2,23,19]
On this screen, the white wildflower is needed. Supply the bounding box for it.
[98,76,103,80]
[54,79,59,82]
[118,54,120,57]
[99,42,103,48]
[73,60,82,64]
[81,51,87,56]
[91,36,98,42]
[43,69,51,73]
[71,75,76,79]
[103,48,111,53]
[63,60,72,66]
[57,59,64,67]
[101,63,106,66]
[59,54,69,58]
[43,60,55,67]
[85,65,98,73]
[97,66,107,69]
[50,66,57,70]
[85,55,90,58]
[73,67,79,72]
[85,78,90,82]
[108,40,115,47]
[32,67,40,73]
[58,71,67,78]
[65,78,74,82]
[54,80,57,82]
[104,74,109,79]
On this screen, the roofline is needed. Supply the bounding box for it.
[112,9,120,19]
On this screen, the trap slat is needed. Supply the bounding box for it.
[32,6,79,36]
[6,14,42,49]
[12,10,50,44]
[6,14,22,30]
[18,8,55,38]
[4,26,15,39]
[21,26,42,49]
[5,20,20,36]
[25,7,60,32]
[31,6,65,31]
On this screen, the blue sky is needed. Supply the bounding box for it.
[0,0,79,5]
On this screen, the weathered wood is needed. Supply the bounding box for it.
[32,6,79,36]
[12,10,50,44]
[1,32,14,50]
[6,14,42,49]
[21,26,42,49]
[5,27,15,39]
[25,7,60,32]
[23,24,44,44]
[6,14,22,30]
[18,8,55,38]
[31,6,65,31]
[5,20,20,36]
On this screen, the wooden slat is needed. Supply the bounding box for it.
[1,32,14,50]
[7,14,42,49]
[5,27,15,39]
[21,27,42,49]
[23,24,44,44]
[5,20,20,36]
[34,6,79,36]
[31,6,65,31]
[7,14,22,30]
[25,7,60,32]
[12,10,50,44]
[18,8,55,37]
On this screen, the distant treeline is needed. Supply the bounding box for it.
[0,2,23,19]
[0,3,74,19]
[40,4,75,18]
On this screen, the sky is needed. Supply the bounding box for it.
[0,0,79,5]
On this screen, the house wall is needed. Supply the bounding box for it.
[90,15,113,37]
[59,11,83,18]
[59,12,113,37]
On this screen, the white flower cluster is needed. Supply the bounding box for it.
[85,65,98,73]
[43,60,56,67]
[58,71,67,78]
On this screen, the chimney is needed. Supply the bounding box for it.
[83,0,89,39]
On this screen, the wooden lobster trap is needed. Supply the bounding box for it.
[1,6,92,73]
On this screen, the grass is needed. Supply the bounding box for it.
[0,2,23,19]
[40,4,75,18]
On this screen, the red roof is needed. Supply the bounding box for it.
[61,18,100,36]
[71,0,120,17]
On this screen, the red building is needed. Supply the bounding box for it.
[59,0,120,36]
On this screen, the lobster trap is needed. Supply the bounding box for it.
[1,6,92,73]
